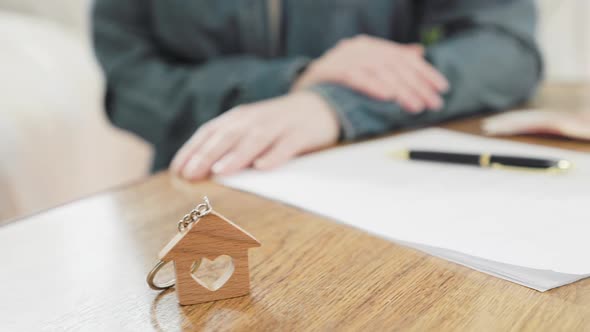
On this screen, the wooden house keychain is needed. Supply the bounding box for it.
[147,197,260,305]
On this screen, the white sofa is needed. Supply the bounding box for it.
[0,1,152,221]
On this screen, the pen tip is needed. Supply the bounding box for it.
[391,150,410,160]
[556,160,572,171]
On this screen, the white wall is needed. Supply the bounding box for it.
[0,2,151,221]
[538,0,590,81]
[0,0,87,32]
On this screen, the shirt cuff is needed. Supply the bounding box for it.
[307,83,361,141]
[240,56,311,103]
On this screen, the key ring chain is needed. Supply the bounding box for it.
[146,197,212,290]
[177,197,212,232]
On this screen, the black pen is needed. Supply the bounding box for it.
[394,150,572,171]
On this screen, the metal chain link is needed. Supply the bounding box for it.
[177,197,212,232]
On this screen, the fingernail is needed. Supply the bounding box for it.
[254,159,267,169]
[212,160,228,174]
[404,103,422,114]
[170,159,182,174]
[413,102,425,113]
[213,154,238,174]
[432,96,444,111]
[170,162,178,173]
[183,156,202,179]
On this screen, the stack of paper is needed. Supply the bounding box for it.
[218,129,590,291]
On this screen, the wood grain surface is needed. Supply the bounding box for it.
[1,83,589,331]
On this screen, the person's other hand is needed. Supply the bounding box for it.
[293,35,449,113]
[170,92,339,181]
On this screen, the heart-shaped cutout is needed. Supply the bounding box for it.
[190,255,235,291]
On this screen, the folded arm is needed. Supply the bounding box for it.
[308,0,542,140]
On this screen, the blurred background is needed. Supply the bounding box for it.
[537,0,590,81]
[0,0,588,222]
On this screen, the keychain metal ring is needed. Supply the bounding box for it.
[147,260,175,291]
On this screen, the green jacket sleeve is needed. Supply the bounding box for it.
[309,0,542,140]
[92,0,309,148]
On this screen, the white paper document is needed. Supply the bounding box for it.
[218,129,590,291]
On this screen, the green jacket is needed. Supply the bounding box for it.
[93,0,542,170]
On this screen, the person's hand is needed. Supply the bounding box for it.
[293,35,449,113]
[170,92,339,181]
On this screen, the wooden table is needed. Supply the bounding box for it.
[1,83,589,331]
